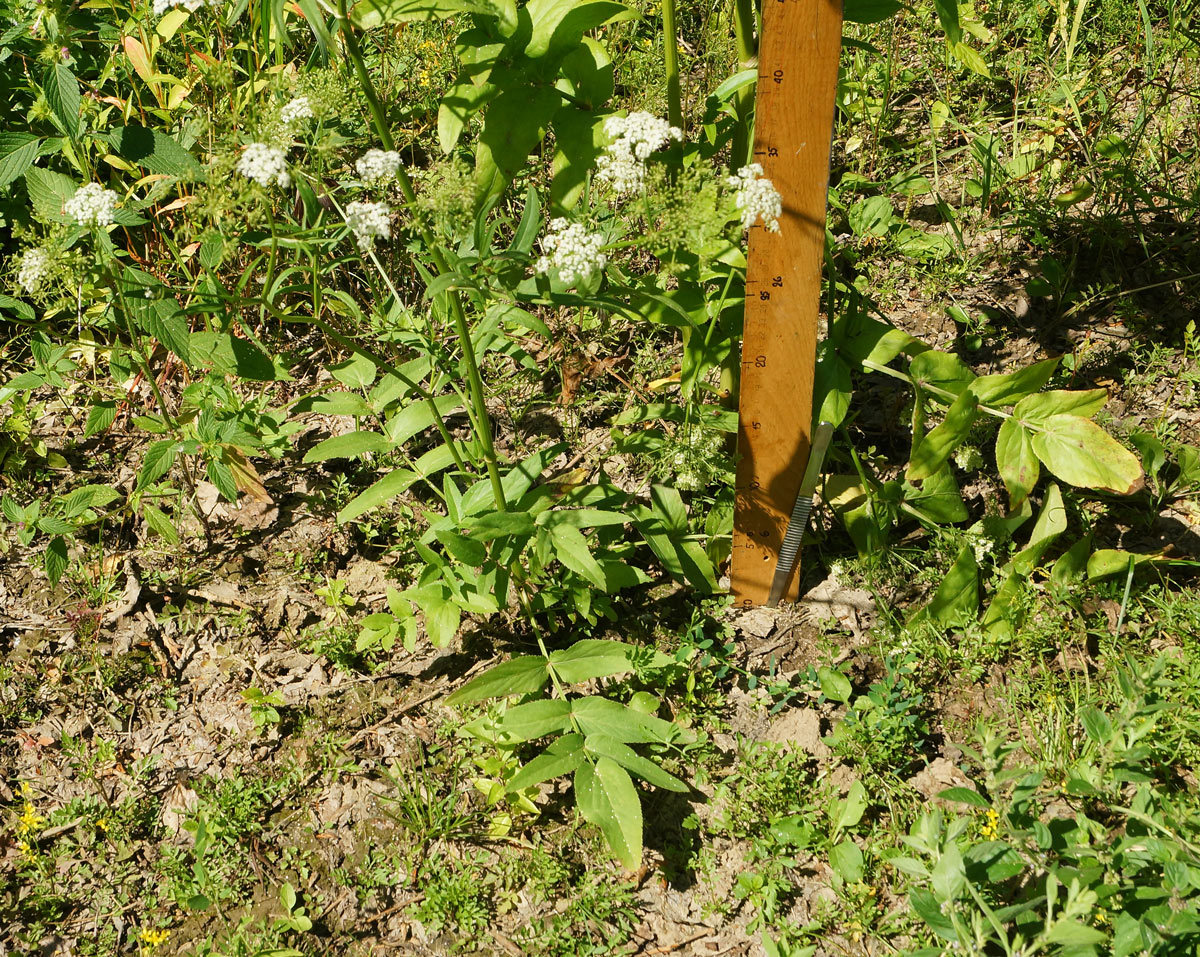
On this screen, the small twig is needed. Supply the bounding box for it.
[103,558,142,626]
[642,930,712,956]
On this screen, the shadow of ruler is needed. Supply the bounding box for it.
[732,0,843,607]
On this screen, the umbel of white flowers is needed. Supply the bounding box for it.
[728,163,782,232]
[152,0,218,16]
[345,201,392,251]
[63,182,118,227]
[534,218,607,287]
[596,111,682,194]
[18,248,51,293]
[237,143,291,188]
[355,149,402,186]
[280,96,314,126]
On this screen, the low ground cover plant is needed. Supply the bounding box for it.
[2,0,1199,954]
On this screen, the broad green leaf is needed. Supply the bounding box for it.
[507,734,585,790]
[1086,548,1161,580]
[951,41,990,77]
[930,842,966,900]
[907,390,979,481]
[1013,388,1107,424]
[843,0,903,22]
[550,103,607,211]
[0,134,40,188]
[937,787,990,809]
[84,402,117,439]
[329,353,376,390]
[1044,922,1106,947]
[995,417,1039,510]
[1080,706,1113,744]
[492,698,572,742]
[137,439,179,490]
[1030,416,1144,495]
[417,589,461,647]
[1012,483,1066,572]
[933,0,961,43]
[525,0,635,58]
[475,85,562,201]
[818,666,852,703]
[303,431,391,463]
[967,357,1059,407]
[337,443,459,523]
[813,353,853,429]
[108,126,204,179]
[913,545,978,628]
[832,780,869,832]
[44,63,81,139]
[62,484,120,518]
[466,510,538,540]
[446,655,550,704]
[548,639,636,684]
[829,839,865,883]
[126,294,191,365]
[460,442,568,518]
[190,332,281,380]
[351,0,516,30]
[538,508,629,529]
[905,467,969,524]
[25,167,78,224]
[142,503,180,543]
[1051,535,1092,584]
[574,757,642,870]
[438,75,502,154]
[908,350,975,397]
[583,733,687,791]
[550,523,607,589]
[385,394,463,445]
[295,392,373,417]
[45,536,69,586]
[571,696,680,744]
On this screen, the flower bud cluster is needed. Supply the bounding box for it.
[355,149,402,186]
[237,143,291,188]
[280,96,314,126]
[17,248,51,293]
[345,200,392,251]
[534,218,607,287]
[727,163,782,232]
[63,183,118,227]
[596,111,681,194]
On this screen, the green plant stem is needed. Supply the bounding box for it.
[662,0,684,133]
[860,359,1013,421]
[336,0,508,511]
[730,0,758,170]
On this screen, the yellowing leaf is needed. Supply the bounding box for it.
[1030,416,1144,495]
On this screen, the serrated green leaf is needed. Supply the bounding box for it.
[0,134,40,188]
[583,733,687,791]
[142,503,180,543]
[439,638,549,703]
[137,439,179,490]
[24,167,78,224]
[571,696,679,744]
[575,756,642,870]
[492,698,573,742]
[45,535,69,586]
[548,639,636,684]
[108,126,204,179]
[550,523,607,589]
[937,786,990,809]
[44,63,81,139]
[507,734,585,791]
[303,431,391,463]
[62,484,119,518]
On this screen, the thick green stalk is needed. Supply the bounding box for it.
[336,0,508,511]
[730,0,758,170]
[662,0,684,133]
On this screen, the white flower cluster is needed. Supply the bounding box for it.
[63,182,118,227]
[17,248,51,293]
[280,96,313,126]
[345,200,391,252]
[727,163,782,232]
[152,0,217,16]
[237,143,291,188]
[596,111,681,194]
[355,149,402,186]
[534,218,607,287]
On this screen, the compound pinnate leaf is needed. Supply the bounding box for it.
[492,698,572,743]
[574,756,642,871]
[507,734,585,791]
[582,733,687,791]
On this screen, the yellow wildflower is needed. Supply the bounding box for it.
[979,807,1000,841]
[138,928,171,952]
[18,802,44,834]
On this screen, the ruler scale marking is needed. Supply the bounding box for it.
[731,0,843,607]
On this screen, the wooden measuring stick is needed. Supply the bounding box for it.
[732,0,843,608]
